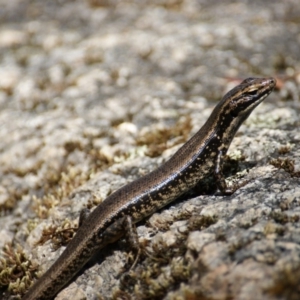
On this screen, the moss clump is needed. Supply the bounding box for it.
[0,244,39,297]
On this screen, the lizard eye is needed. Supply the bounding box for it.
[247,90,257,96]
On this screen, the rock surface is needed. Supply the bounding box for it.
[0,0,300,299]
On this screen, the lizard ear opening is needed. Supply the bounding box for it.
[230,109,238,118]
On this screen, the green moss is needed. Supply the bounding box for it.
[0,244,39,297]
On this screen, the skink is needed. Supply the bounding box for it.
[22,77,276,300]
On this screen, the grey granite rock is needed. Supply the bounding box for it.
[0,0,300,299]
